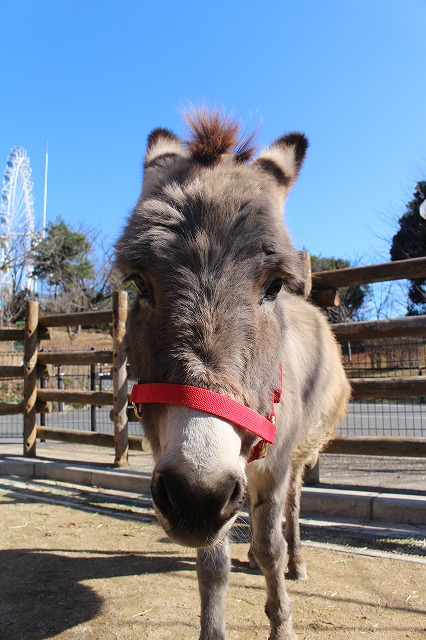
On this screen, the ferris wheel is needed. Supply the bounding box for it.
[0,147,36,297]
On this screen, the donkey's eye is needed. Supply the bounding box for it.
[124,274,154,302]
[262,279,284,304]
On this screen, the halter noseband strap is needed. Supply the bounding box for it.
[130,373,282,462]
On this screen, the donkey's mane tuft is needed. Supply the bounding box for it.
[183,108,256,166]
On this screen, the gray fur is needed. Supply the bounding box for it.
[115,111,350,639]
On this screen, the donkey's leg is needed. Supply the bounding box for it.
[196,537,230,640]
[250,498,297,640]
[284,463,307,581]
[246,495,259,570]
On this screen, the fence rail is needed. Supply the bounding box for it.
[37,350,113,365]
[0,365,24,379]
[36,388,114,406]
[38,309,113,328]
[326,435,426,457]
[36,426,146,451]
[0,329,25,342]
[1,257,426,465]
[0,402,24,416]
[312,255,426,289]
[332,315,426,342]
[351,376,426,400]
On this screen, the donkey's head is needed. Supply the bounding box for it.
[115,109,308,547]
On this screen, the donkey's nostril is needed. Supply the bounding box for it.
[151,473,176,517]
[222,478,245,520]
[230,480,243,504]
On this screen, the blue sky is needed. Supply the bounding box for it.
[1,0,425,265]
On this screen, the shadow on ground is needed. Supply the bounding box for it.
[0,548,195,640]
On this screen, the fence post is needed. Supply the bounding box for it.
[23,301,39,457]
[57,366,64,411]
[112,290,128,467]
[39,375,46,429]
[90,359,97,432]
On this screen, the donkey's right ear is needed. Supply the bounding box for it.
[255,133,309,195]
[144,128,188,168]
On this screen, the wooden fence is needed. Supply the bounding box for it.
[313,256,426,458]
[0,291,136,467]
[1,257,426,466]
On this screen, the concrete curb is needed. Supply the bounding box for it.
[1,456,426,525]
[0,457,152,494]
[301,486,426,525]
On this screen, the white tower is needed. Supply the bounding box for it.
[0,147,36,309]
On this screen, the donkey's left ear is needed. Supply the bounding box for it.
[255,133,308,195]
[144,128,188,167]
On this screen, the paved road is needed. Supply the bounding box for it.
[340,402,426,438]
[1,403,425,439]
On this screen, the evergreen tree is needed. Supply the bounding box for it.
[390,181,426,315]
[32,217,94,293]
[311,255,367,322]
[31,217,112,314]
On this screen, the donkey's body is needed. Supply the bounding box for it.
[115,110,350,639]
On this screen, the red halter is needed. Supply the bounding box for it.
[130,369,282,462]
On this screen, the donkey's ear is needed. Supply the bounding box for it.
[144,128,188,168]
[255,132,308,192]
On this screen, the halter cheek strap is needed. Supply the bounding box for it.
[130,369,282,462]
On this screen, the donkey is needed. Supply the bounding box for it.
[115,109,350,640]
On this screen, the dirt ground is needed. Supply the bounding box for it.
[0,479,425,640]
